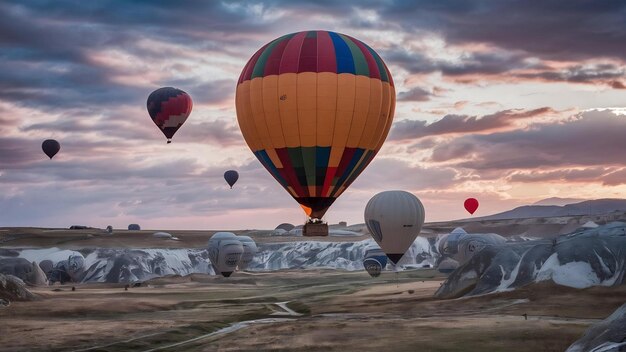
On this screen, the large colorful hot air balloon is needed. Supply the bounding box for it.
[235,31,395,234]
[464,198,479,215]
[147,87,193,143]
[42,139,60,159]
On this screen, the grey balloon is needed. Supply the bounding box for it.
[207,232,244,277]
[364,190,426,264]
[234,235,258,270]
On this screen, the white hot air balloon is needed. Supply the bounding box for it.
[364,190,425,264]
[207,232,244,277]
[235,235,258,270]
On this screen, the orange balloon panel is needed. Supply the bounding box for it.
[236,30,396,219]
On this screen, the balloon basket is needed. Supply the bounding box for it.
[303,220,329,237]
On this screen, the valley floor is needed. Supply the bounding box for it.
[1,269,624,352]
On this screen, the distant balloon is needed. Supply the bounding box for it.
[437,227,468,255]
[464,198,479,214]
[454,233,506,265]
[67,254,85,282]
[364,190,425,264]
[234,235,258,270]
[207,232,244,277]
[42,139,60,159]
[363,245,388,278]
[147,87,193,143]
[236,30,396,222]
[224,170,239,189]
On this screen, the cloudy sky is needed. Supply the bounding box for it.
[1,0,626,230]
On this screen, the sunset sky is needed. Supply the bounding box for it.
[1,1,626,230]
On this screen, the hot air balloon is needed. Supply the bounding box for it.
[207,232,243,277]
[454,233,506,265]
[364,190,425,264]
[437,227,468,255]
[224,170,239,189]
[236,30,396,236]
[234,235,258,270]
[464,198,479,214]
[147,87,193,143]
[363,244,388,278]
[42,139,60,159]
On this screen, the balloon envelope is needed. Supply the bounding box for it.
[42,139,60,159]
[464,198,479,214]
[364,191,425,264]
[147,87,193,143]
[207,232,243,277]
[224,170,239,189]
[67,254,85,281]
[234,235,257,270]
[236,30,396,220]
[363,245,388,278]
[454,233,506,264]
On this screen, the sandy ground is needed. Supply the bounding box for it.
[1,270,624,352]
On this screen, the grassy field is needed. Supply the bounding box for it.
[1,269,623,352]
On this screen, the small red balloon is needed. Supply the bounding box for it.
[464,198,479,214]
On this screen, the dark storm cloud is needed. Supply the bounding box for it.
[389,107,553,141]
[430,110,626,169]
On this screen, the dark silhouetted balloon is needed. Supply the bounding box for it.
[224,170,239,189]
[147,87,193,143]
[464,198,479,215]
[42,139,60,159]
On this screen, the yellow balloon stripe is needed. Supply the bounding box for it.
[236,72,395,153]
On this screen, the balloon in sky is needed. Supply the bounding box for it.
[364,190,425,264]
[207,232,243,277]
[146,87,193,143]
[363,244,388,278]
[235,30,396,221]
[464,198,479,215]
[224,170,239,189]
[42,139,60,159]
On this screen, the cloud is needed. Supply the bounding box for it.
[389,107,554,141]
[182,119,245,147]
[397,86,432,102]
[430,110,626,169]
[378,1,626,61]
[515,63,626,88]
[507,167,614,183]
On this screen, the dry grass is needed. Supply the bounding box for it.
[1,270,623,352]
